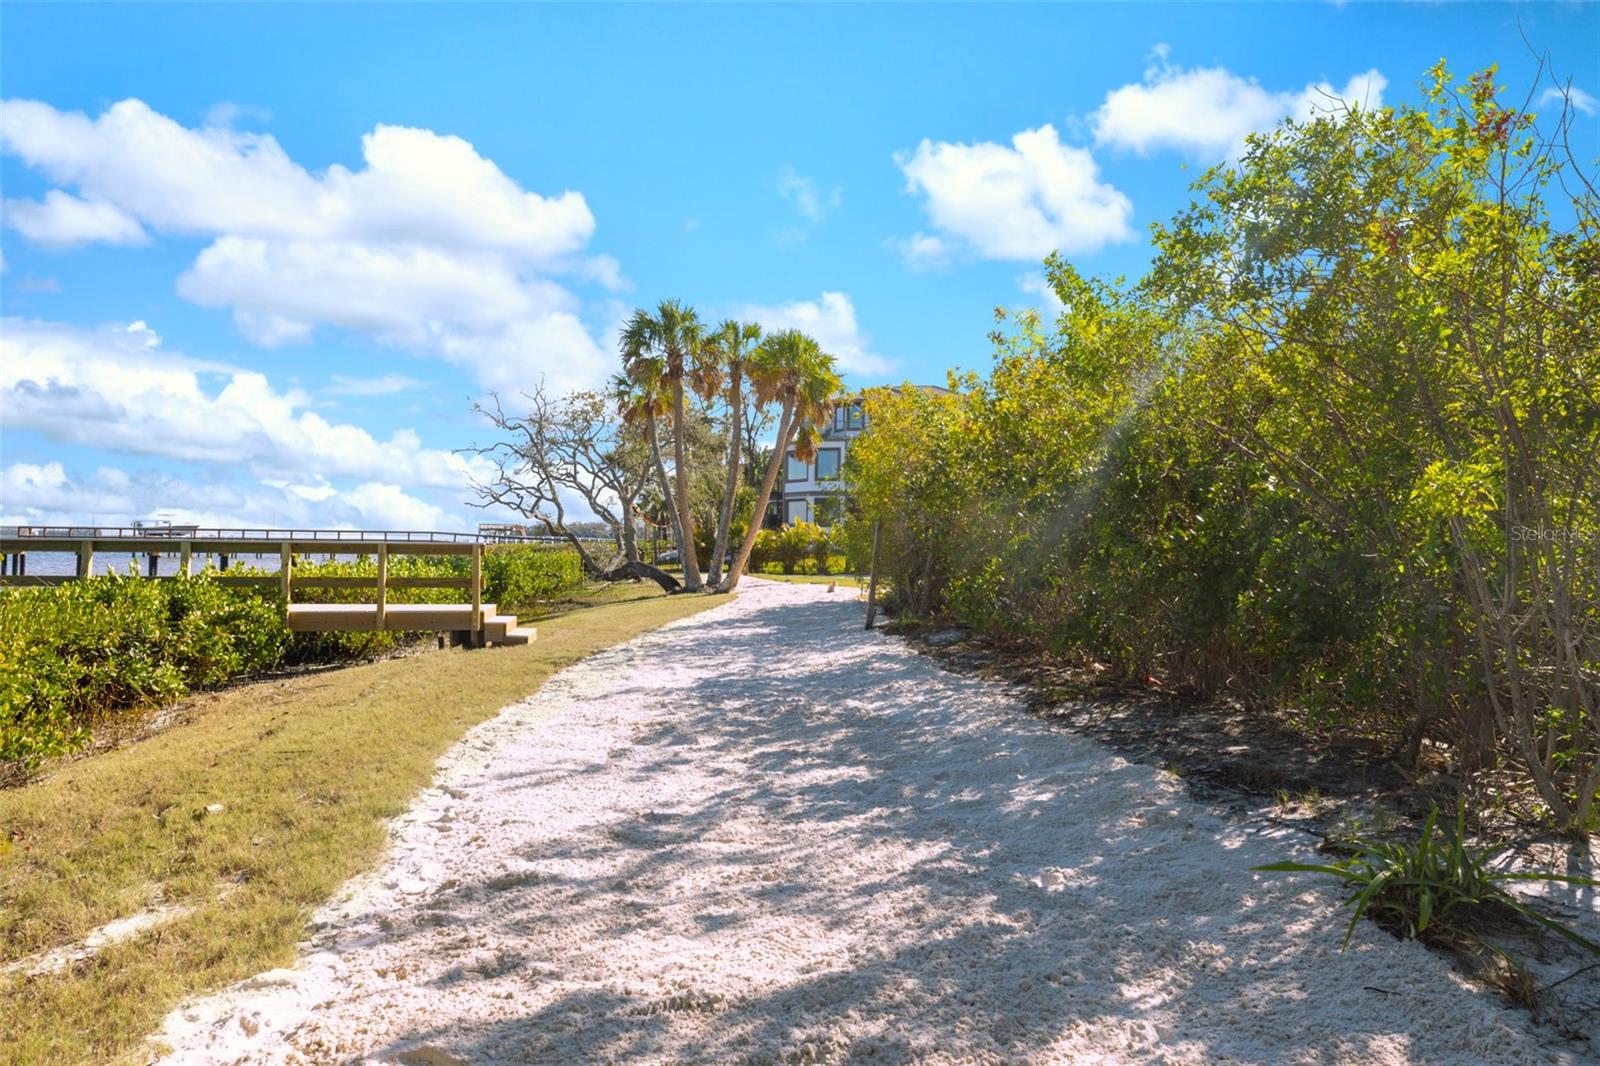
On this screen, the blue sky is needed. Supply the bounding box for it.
[2,2,1596,530]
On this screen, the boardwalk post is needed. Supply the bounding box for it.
[376,543,388,632]
[279,544,292,604]
[471,543,483,646]
[179,542,192,578]
[78,540,93,580]
[864,521,883,630]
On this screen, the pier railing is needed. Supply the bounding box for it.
[5,525,568,545]
[0,527,585,647]
[0,530,504,633]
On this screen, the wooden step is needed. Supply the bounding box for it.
[483,612,536,647]
[289,602,499,633]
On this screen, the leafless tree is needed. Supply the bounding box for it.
[464,386,680,591]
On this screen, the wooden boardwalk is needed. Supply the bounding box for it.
[0,526,545,648]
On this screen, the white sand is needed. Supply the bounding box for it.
[154,579,1589,1064]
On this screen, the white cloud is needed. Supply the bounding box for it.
[0,99,592,255]
[0,316,491,492]
[895,231,951,272]
[736,291,892,378]
[3,189,148,248]
[340,481,451,530]
[0,97,616,391]
[1540,85,1598,117]
[778,165,841,223]
[0,461,462,531]
[2,462,133,519]
[1093,48,1387,159]
[1017,272,1066,318]
[327,373,424,397]
[895,124,1134,262]
[176,237,575,347]
[434,311,613,396]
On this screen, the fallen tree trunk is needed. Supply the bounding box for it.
[596,559,682,593]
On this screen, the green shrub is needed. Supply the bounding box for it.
[0,546,588,772]
[750,529,780,571]
[845,64,1599,824]
[808,526,836,575]
[772,522,826,575]
[481,544,584,608]
[0,574,286,771]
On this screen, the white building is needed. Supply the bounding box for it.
[778,386,949,527]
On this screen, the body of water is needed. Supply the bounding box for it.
[7,551,314,578]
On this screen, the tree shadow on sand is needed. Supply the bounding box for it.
[312,593,1576,1065]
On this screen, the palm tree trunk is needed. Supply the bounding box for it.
[707,365,743,585]
[719,399,794,592]
[671,377,704,590]
[620,497,639,564]
[645,417,685,563]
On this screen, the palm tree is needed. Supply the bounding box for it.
[718,329,842,592]
[621,300,707,590]
[702,319,763,586]
[610,362,683,566]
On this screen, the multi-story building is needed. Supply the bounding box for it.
[776,385,950,528]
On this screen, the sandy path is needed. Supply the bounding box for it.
[156,579,1584,1065]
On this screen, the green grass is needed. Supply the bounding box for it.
[0,582,719,1064]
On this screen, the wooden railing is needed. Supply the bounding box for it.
[5,525,565,545]
[0,530,488,635]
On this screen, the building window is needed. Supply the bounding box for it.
[784,499,808,525]
[848,403,865,428]
[785,454,808,481]
[815,448,841,481]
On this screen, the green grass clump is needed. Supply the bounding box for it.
[1254,806,1600,955]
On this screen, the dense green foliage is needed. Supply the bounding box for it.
[748,522,843,575]
[480,544,585,607]
[846,66,1600,827]
[1,546,584,771]
[0,575,285,769]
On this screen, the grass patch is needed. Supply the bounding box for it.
[0,582,719,1064]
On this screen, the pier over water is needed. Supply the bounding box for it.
[0,526,557,648]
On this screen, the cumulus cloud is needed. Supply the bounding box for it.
[0,460,461,531]
[736,291,892,378]
[176,236,576,346]
[1093,47,1387,159]
[0,97,616,390]
[0,99,592,253]
[0,316,491,491]
[3,189,148,247]
[895,125,1133,263]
